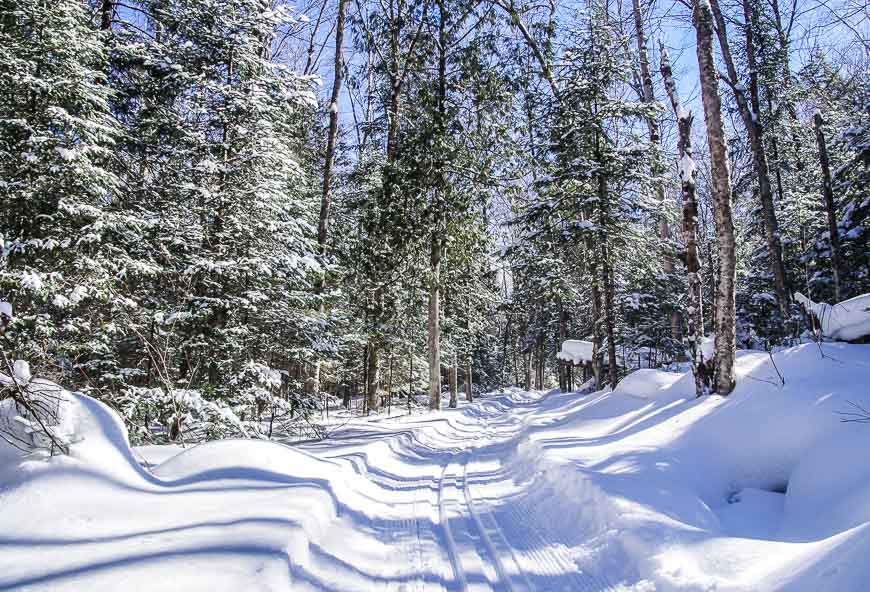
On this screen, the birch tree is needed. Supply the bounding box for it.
[693,0,737,394]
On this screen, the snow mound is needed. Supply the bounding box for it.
[613,368,689,402]
[68,392,148,482]
[795,291,870,341]
[0,376,155,485]
[670,343,870,505]
[0,374,77,465]
[152,437,339,484]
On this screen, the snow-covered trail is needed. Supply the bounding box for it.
[4,343,870,591]
[295,389,616,591]
[0,386,619,592]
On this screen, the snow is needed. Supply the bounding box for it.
[1,343,870,590]
[677,104,691,121]
[13,359,31,383]
[557,339,594,363]
[613,368,688,402]
[20,270,43,291]
[699,335,715,359]
[0,374,77,462]
[0,300,11,319]
[795,291,870,341]
[678,153,696,182]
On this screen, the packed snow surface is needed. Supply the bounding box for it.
[2,342,870,590]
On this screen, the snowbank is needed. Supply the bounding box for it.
[520,342,870,590]
[0,373,77,466]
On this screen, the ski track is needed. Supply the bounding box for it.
[319,393,615,591]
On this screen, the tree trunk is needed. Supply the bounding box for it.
[601,236,619,391]
[342,364,351,409]
[385,89,401,164]
[318,0,348,239]
[584,208,604,389]
[387,351,394,414]
[362,343,369,413]
[594,109,618,391]
[501,310,512,387]
[448,360,458,408]
[99,0,114,30]
[366,337,380,413]
[694,0,737,395]
[465,357,473,402]
[427,0,451,411]
[428,237,442,410]
[525,350,532,391]
[366,288,384,414]
[312,0,348,396]
[632,0,682,344]
[813,111,842,302]
[558,297,568,391]
[711,0,789,319]
[590,279,603,389]
[408,348,414,411]
[661,42,705,397]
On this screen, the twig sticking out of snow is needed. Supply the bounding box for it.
[837,400,870,423]
[767,351,785,386]
[0,351,72,456]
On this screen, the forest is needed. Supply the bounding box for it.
[0,0,867,447]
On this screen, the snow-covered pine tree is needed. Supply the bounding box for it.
[94,0,321,440]
[547,7,659,389]
[0,0,122,381]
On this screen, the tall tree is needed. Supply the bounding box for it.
[693,0,737,394]
[631,0,682,346]
[312,0,349,395]
[813,111,842,302]
[710,0,789,322]
[661,42,704,397]
[0,0,121,375]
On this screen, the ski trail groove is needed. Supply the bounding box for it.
[461,455,532,592]
[471,396,615,591]
[438,460,469,591]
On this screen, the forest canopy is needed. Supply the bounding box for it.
[0,0,867,445]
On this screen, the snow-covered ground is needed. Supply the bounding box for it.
[2,342,870,591]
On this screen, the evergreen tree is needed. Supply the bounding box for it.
[0,0,123,379]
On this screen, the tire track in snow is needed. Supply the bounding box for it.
[333,390,617,591]
[499,495,614,591]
